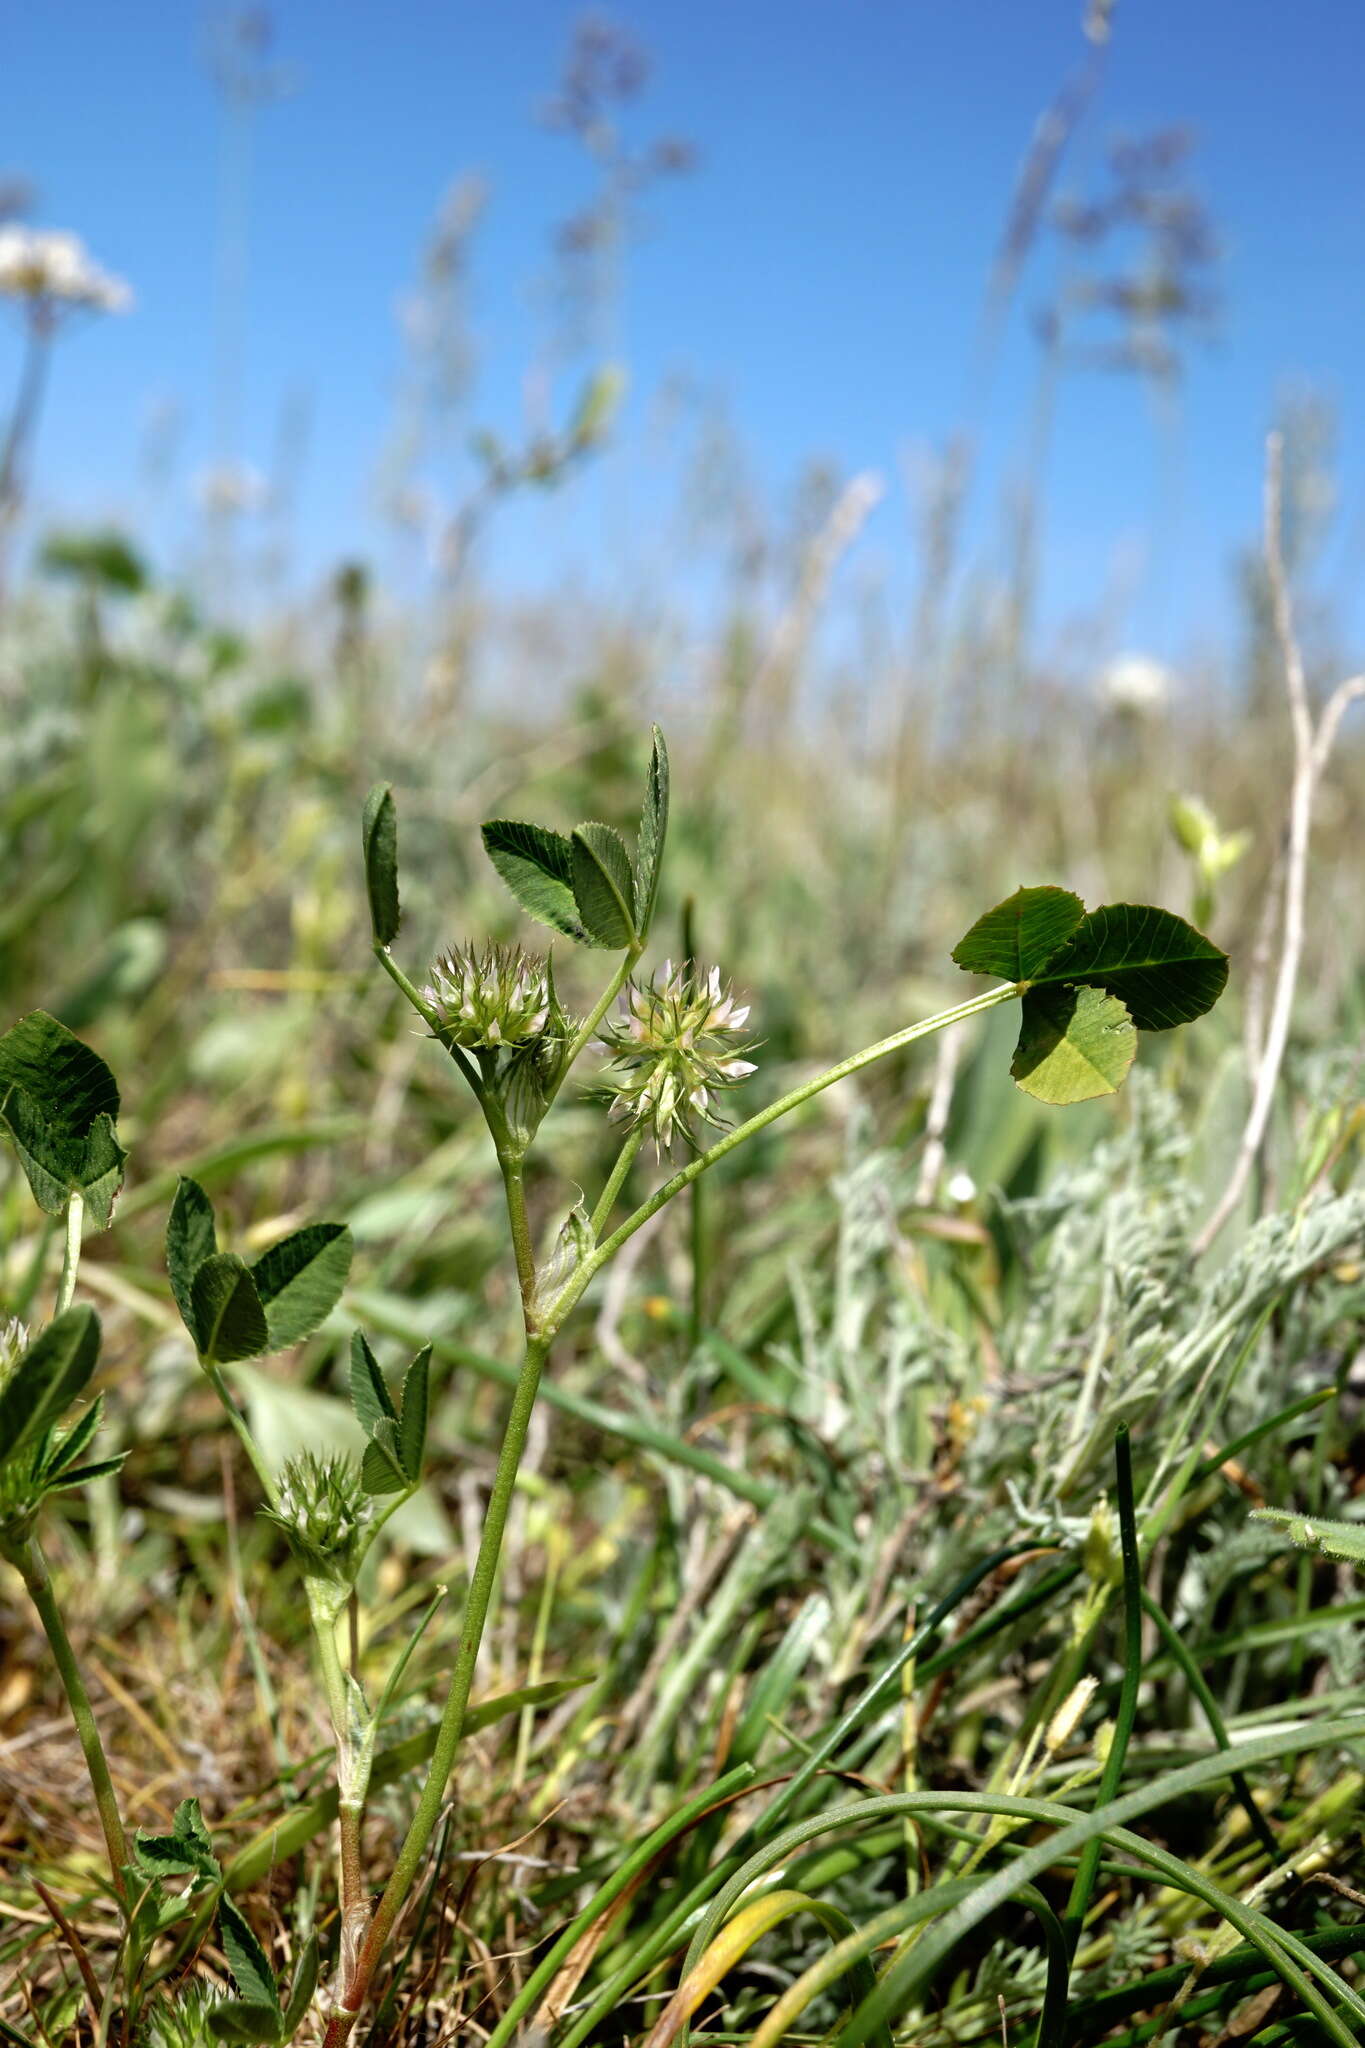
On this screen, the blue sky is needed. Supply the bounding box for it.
[4,0,1364,662]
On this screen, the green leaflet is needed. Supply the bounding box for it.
[633,723,669,939]
[350,1334,432,1494]
[481,818,586,940]
[362,782,401,947]
[570,821,638,947]
[0,1307,102,1472]
[167,1178,219,1332]
[189,1256,270,1365]
[951,885,1085,983]
[1010,984,1137,1104]
[0,1011,127,1226]
[1031,901,1228,1029]
[251,1223,353,1349]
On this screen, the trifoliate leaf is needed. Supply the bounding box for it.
[1030,902,1229,1028]
[951,886,1086,983]
[570,822,638,948]
[167,1178,218,1336]
[362,783,401,948]
[0,1307,101,1470]
[190,1256,269,1365]
[1010,984,1137,1104]
[481,820,586,940]
[134,1798,220,1880]
[250,1224,352,1349]
[633,725,669,940]
[0,1013,127,1226]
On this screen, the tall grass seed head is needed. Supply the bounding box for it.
[597,961,757,1151]
[263,1451,371,1586]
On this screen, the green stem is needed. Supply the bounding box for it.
[1064,1425,1142,1943]
[556,944,642,1089]
[200,1357,280,1508]
[544,982,1018,1337]
[17,1534,127,1896]
[494,1146,537,1311]
[324,1331,551,2042]
[55,1189,83,1316]
[591,1124,645,1235]
[373,943,485,1100]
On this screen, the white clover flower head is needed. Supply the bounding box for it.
[598,960,758,1152]
[0,226,132,313]
[1098,651,1174,716]
[424,942,555,1051]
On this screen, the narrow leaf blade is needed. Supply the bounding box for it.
[250,1224,353,1350]
[633,724,670,939]
[362,783,401,948]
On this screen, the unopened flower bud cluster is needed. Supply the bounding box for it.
[598,961,757,1151]
[264,1452,370,1585]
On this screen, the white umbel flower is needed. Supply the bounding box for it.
[0,226,132,313]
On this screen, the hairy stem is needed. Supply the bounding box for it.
[18,1534,127,1896]
[591,1124,645,1235]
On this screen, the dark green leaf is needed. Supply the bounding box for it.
[633,726,670,939]
[481,820,586,940]
[251,1224,353,1349]
[191,1256,269,1364]
[43,1455,127,1492]
[1010,984,1137,1104]
[0,1307,101,1470]
[951,886,1086,983]
[0,1094,127,1227]
[281,1936,319,2037]
[207,2001,282,2045]
[133,1798,220,1880]
[398,1345,431,1483]
[0,1011,119,1137]
[1031,902,1229,1029]
[77,1114,128,1230]
[218,1898,280,2014]
[361,783,401,948]
[570,822,637,948]
[361,1420,408,1496]
[349,1329,396,1436]
[167,1178,218,1335]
